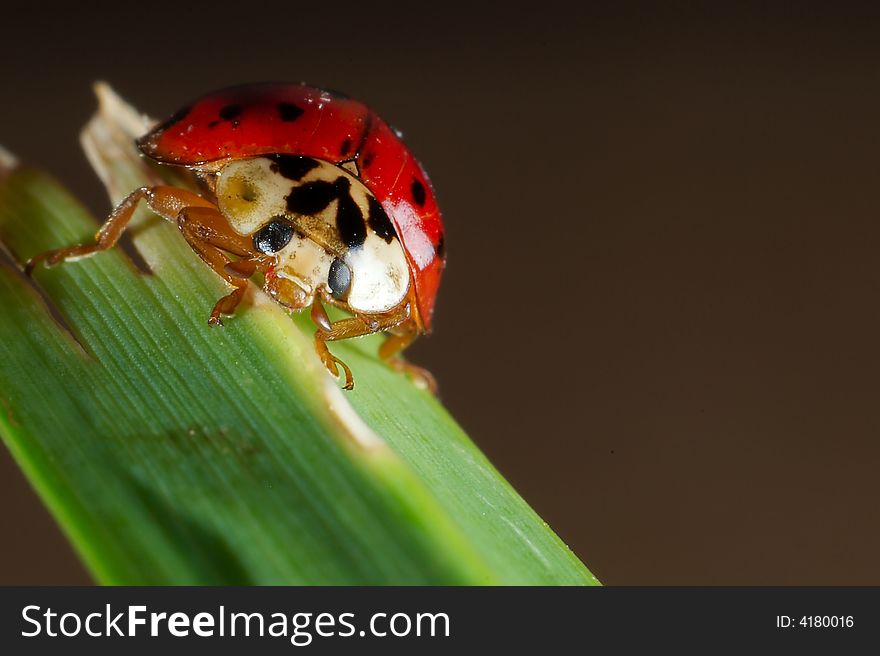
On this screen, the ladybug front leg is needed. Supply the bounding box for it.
[26,186,215,273]
[309,301,416,391]
[175,206,266,325]
[309,300,360,389]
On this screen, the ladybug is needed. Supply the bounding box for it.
[27,83,446,391]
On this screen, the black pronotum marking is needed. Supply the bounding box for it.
[285,177,368,248]
[367,197,396,243]
[253,220,294,254]
[335,186,367,248]
[328,257,352,300]
[410,178,427,207]
[278,102,304,122]
[267,154,319,181]
[286,180,339,215]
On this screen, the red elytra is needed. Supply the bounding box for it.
[137,83,446,329]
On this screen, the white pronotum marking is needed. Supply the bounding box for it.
[216,156,410,314]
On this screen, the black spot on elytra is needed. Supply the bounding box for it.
[411,178,427,207]
[220,104,242,123]
[362,152,375,169]
[278,102,304,122]
[220,105,241,121]
[352,112,374,159]
[267,154,319,181]
[435,233,446,259]
[367,197,396,243]
[328,258,351,300]
[156,105,191,133]
[339,138,352,156]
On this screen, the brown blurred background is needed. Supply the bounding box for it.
[2,3,880,585]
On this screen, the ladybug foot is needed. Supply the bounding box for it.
[208,286,248,326]
[315,339,355,390]
[326,352,355,391]
[388,357,437,394]
[25,244,98,275]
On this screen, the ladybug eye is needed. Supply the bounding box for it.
[253,220,294,254]
[328,257,351,300]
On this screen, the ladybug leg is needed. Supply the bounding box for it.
[26,186,214,273]
[310,300,357,390]
[379,326,437,394]
[310,302,424,391]
[175,206,265,325]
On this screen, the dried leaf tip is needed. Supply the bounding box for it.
[0,145,18,175]
[92,81,154,138]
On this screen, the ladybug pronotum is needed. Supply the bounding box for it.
[27,83,447,391]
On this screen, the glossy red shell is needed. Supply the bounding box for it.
[137,83,445,329]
